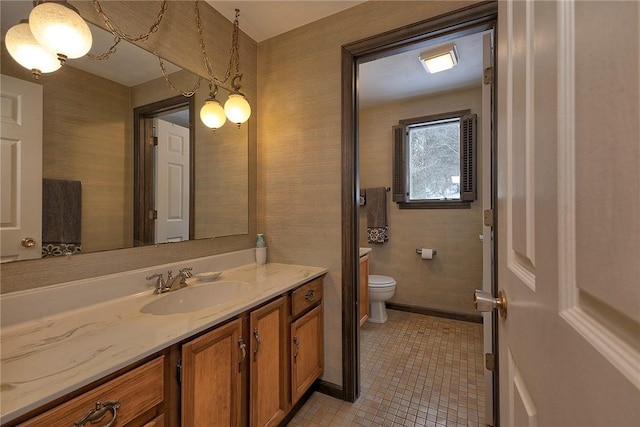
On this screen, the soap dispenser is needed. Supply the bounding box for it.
[256,234,267,265]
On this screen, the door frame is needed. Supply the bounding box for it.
[340,0,498,410]
[133,95,195,246]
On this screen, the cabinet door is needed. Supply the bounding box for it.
[182,318,244,427]
[291,303,324,404]
[250,296,288,427]
[359,255,369,326]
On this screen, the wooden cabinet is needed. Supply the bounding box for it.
[291,304,323,404]
[181,318,244,427]
[250,296,289,427]
[18,357,164,427]
[14,276,325,427]
[359,254,370,326]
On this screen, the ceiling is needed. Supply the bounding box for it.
[207,1,366,43]
[2,1,485,107]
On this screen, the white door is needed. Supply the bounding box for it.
[0,74,43,262]
[154,118,190,243]
[496,1,639,425]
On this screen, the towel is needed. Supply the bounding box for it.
[42,178,82,257]
[365,187,389,244]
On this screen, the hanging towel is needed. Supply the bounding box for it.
[365,187,389,244]
[42,178,82,257]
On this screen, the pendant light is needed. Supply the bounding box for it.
[200,84,227,130]
[29,1,93,65]
[4,21,62,78]
[194,5,251,128]
[224,75,251,126]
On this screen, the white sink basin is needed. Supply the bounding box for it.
[140,281,252,315]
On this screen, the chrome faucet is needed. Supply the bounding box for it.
[146,267,193,294]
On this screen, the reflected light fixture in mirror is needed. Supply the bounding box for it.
[200,84,227,130]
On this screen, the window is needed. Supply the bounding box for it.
[393,110,476,208]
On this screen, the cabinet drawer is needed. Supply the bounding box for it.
[19,356,164,427]
[291,277,323,318]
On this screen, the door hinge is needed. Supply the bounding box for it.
[483,67,493,85]
[152,136,158,146]
[483,209,494,227]
[176,359,182,385]
[485,353,496,372]
[149,209,158,220]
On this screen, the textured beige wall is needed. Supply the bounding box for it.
[257,1,478,387]
[1,0,257,292]
[359,87,484,316]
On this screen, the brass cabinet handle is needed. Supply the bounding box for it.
[238,336,247,369]
[21,237,36,248]
[253,327,261,361]
[304,289,316,301]
[74,400,121,427]
[293,336,300,363]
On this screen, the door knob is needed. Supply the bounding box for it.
[474,289,507,319]
[21,237,36,248]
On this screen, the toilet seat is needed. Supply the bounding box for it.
[369,275,396,287]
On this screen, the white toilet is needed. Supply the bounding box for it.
[368,275,397,324]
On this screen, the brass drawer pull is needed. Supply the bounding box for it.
[293,336,300,363]
[253,327,261,361]
[238,336,247,369]
[74,400,121,427]
[304,289,316,301]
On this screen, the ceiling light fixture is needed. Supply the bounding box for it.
[5,1,92,78]
[419,43,459,74]
[4,20,62,78]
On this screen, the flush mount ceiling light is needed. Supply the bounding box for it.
[419,43,459,74]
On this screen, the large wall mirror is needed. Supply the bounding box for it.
[1,1,249,263]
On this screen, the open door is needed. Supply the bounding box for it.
[479,31,496,426]
[493,1,639,425]
[154,118,190,243]
[0,74,43,262]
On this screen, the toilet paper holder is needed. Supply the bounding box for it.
[416,248,437,256]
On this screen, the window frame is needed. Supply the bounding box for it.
[393,109,476,209]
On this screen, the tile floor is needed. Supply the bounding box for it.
[288,309,485,427]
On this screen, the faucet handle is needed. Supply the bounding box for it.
[146,273,165,293]
[179,267,193,278]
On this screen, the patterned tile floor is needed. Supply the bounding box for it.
[288,309,485,427]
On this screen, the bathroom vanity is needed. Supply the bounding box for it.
[0,253,326,426]
[359,248,372,326]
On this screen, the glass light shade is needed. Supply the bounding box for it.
[419,43,459,74]
[29,2,92,60]
[224,94,251,125]
[5,22,62,76]
[200,99,226,129]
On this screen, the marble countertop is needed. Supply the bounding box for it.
[0,262,327,424]
[359,247,372,257]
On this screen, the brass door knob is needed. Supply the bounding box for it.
[21,237,36,248]
[474,289,507,319]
